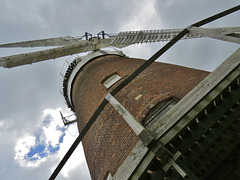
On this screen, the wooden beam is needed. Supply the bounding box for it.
[188,26,240,44]
[160,68,240,146]
[106,93,155,146]
[149,48,240,140]
[113,140,151,180]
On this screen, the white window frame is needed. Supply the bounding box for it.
[103,74,121,89]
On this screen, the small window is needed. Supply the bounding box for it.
[103,74,121,89]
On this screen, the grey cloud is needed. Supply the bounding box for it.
[154,0,240,28]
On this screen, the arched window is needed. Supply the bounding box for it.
[144,99,176,128]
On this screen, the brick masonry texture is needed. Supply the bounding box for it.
[71,55,209,180]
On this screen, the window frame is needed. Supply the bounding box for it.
[102,73,121,89]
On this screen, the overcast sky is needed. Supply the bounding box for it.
[0,1,239,180]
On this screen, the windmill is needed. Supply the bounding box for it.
[0,5,240,180]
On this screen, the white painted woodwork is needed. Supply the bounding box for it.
[103,74,121,89]
[105,93,145,136]
[188,26,240,44]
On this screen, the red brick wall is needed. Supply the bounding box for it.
[72,55,209,180]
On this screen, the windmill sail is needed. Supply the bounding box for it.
[0,27,239,68]
[0,41,91,68]
[109,29,200,48]
[0,36,83,48]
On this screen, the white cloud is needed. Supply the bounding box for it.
[14,108,65,167]
[42,108,63,124]
[13,107,89,179]
[57,128,86,178]
[0,121,3,128]
[120,0,161,31]
[15,134,38,167]
[42,109,64,147]
[41,109,89,178]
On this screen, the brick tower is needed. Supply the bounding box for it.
[63,50,210,179]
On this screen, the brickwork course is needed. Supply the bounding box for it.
[71,55,209,180]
